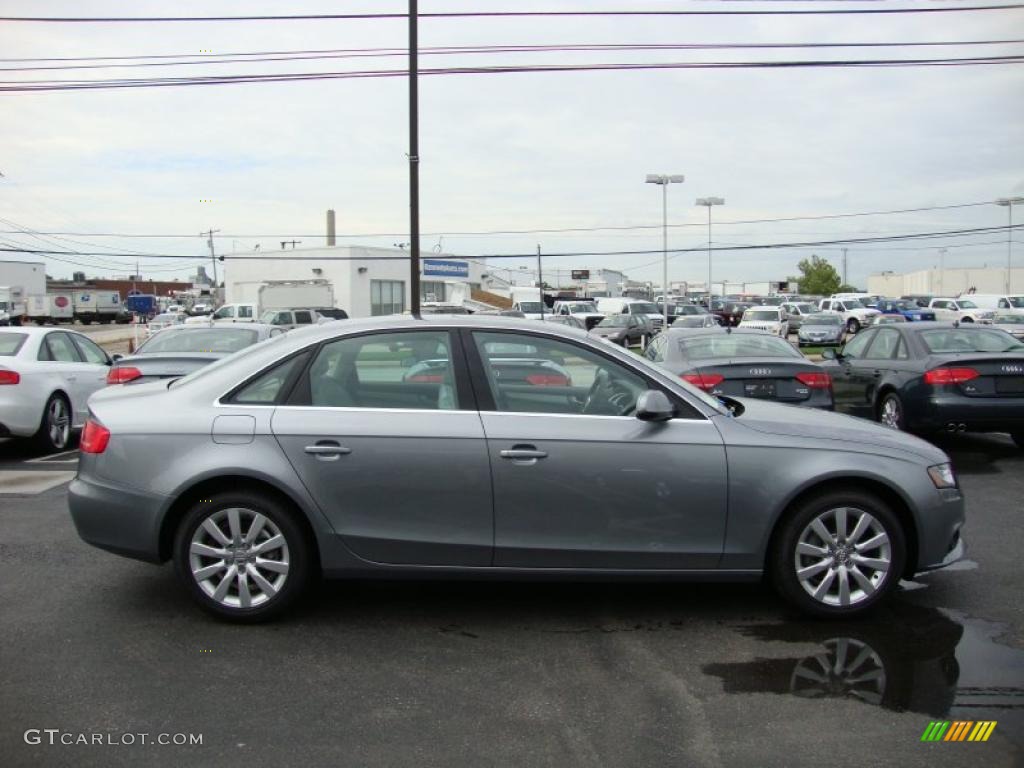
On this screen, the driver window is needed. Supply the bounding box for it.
[472,331,646,416]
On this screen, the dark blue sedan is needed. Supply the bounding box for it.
[875,298,936,322]
[820,322,1024,446]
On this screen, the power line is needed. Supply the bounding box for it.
[3,40,1023,72]
[2,224,1020,261]
[1,6,1021,22]
[4,56,1020,93]
[0,200,998,239]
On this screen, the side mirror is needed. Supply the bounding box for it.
[111,353,123,362]
[820,348,837,360]
[636,390,675,422]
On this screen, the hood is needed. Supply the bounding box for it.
[725,397,947,463]
[851,308,881,317]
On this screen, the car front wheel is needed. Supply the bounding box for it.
[173,491,313,622]
[771,489,906,617]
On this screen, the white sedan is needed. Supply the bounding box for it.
[0,327,113,452]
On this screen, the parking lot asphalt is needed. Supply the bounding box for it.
[0,433,1022,768]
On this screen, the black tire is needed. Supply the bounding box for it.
[876,391,906,431]
[32,392,72,453]
[770,488,906,618]
[846,318,861,334]
[1012,432,1024,450]
[173,490,313,623]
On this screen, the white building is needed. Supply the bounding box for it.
[223,245,489,317]
[868,267,1023,297]
[0,260,47,298]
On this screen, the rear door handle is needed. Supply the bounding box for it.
[304,442,352,460]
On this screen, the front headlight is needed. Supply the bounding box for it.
[928,463,958,489]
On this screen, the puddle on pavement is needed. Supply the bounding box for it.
[703,602,1024,748]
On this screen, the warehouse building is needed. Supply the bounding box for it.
[868,267,1023,297]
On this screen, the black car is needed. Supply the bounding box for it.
[643,327,834,409]
[819,322,1024,446]
[588,313,652,348]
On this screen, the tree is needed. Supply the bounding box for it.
[797,254,842,296]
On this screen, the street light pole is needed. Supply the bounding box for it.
[696,197,725,299]
[646,173,684,323]
[996,197,1024,293]
[408,0,421,316]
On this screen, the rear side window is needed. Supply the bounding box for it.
[71,335,110,365]
[228,352,309,405]
[0,332,27,356]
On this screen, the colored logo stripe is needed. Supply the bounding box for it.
[922,721,997,742]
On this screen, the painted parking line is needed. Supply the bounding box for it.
[25,449,80,465]
[0,471,76,494]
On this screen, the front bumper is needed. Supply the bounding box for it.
[914,487,966,573]
[68,476,169,563]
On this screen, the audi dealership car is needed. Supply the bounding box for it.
[69,316,964,622]
[644,327,834,410]
[0,327,112,451]
[671,314,722,329]
[589,313,654,347]
[797,313,846,347]
[874,298,936,322]
[819,322,1024,445]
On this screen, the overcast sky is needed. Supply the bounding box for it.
[1,0,1022,288]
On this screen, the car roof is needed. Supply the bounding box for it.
[153,322,279,333]
[0,325,88,338]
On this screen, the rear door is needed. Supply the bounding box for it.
[37,332,89,423]
[270,329,493,566]
[467,329,727,569]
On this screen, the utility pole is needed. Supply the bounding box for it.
[842,248,848,288]
[200,229,220,302]
[537,244,544,319]
[408,0,422,315]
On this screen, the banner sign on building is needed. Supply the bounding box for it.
[423,259,469,278]
[571,270,590,281]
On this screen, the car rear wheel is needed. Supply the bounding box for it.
[846,318,861,334]
[877,392,906,431]
[33,393,71,452]
[771,489,905,618]
[173,491,312,622]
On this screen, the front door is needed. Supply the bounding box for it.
[827,329,877,418]
[271,329,493,566]
[466,329,727,569]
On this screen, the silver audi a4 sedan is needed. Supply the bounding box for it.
[68,316,966,622]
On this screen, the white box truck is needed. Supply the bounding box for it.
[27,292,74,324]
[72,290,126,324]
[0,285,27,326]
[195,280,336,324]
[0,260,47,325]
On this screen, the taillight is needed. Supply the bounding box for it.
[795,371,833,389]
[526,373,569,387]
[407,373,444,383]
[923,367,979,385]
[106,366,142,384]
[682,372,725,390]
[80,418,110,454]
[0,370,19,385]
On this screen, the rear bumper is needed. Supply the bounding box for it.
[68,476,168,563]
[0,401,42,437]
[911,395,1024,432]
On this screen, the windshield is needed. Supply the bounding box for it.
[744,309,780,321]
[137,327,260,354]
[994,314,1024,324]
[804,314,842,326]
[678,334,801,360]
[0,332,27,355]
[673,316,708,327]
[628,302,660,314]
[956,299,977,308]
[565,302,597,313]
[259,310,281,323]
[516,302,543,312]
[889,300,915,311]
[1008,297,1024,308]
[598,315,630,328]
[920,328,1024,354]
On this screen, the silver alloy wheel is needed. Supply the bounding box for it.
[47,397,70,450]
[880,396,902,430]
[789,637,887,705]
[794,506,892,608]
[189,507,290,609]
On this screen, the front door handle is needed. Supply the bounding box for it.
[500,446,548,462]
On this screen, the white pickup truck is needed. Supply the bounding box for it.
[927,297,995,324]
[817,297,880,333]
[551,300,605,330]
